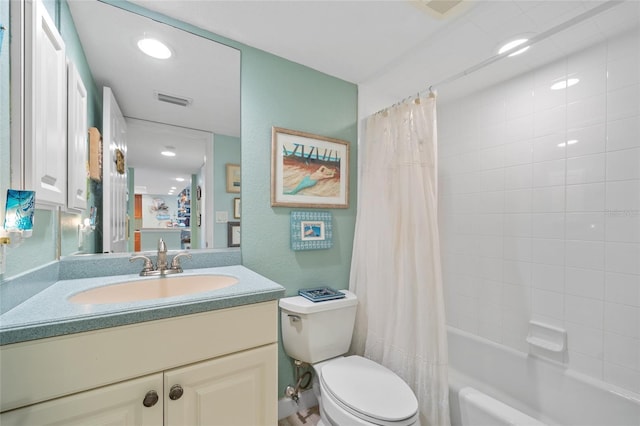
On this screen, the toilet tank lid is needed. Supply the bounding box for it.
[279,290,357,314]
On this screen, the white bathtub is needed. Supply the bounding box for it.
[447,327,640,426]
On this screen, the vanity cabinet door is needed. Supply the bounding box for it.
[0,373,163,426]
[24,0,68,206]
[165,343,278,426]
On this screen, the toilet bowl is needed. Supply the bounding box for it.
[279,291,420,426]
[314,356,419,426]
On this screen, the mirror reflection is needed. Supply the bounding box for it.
[67,0,240,253]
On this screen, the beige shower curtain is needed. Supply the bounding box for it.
[349,95,450,426]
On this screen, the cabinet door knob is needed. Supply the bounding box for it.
[142,390,159,407]
[169,384,184,400]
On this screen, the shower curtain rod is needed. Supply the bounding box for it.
[386,0,624,111]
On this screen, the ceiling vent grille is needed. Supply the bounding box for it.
[155,92,192,107]
[413,0,469,19]
[425,0,462,15]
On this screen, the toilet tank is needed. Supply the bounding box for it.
[279,290,357,364]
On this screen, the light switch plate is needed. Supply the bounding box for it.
[215,211,228,223]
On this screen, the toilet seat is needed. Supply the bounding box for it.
[319,356,419,425]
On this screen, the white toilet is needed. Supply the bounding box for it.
[280,290,420,426]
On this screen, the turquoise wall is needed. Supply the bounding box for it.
[213,134,241,249]
[59,0,101,130]
[1,0,100,277]
[1,1,11,224]
[3,210,57,276]
[1,0,60,277]
[59,0,101,255]
[1,0,358,398]
[241,46,358,391]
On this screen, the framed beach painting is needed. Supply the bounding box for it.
[271,127,349,208]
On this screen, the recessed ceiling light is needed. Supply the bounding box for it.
[170,186,177,190]
[176,177,185,182]
[558,139,579,148]
[498,38,530,57]
[551,78,580,90]
[137,38,172,59]
[161,146,176,157]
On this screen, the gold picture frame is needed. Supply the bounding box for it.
[226,164,240,193]
[233,198,241,219]
[271,127,349,208]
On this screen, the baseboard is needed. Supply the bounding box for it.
[278,388,319,420]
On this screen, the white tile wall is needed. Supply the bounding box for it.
[439,28,640,394]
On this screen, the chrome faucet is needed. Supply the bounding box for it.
[156,238,169,272]
[129,238,192,276]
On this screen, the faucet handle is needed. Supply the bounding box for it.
[170,252,192,271]
[130,255,154,275]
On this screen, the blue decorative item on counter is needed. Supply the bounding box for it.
[4,190,36,232]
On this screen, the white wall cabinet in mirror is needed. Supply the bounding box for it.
[66,60,88,212]
[22,0,68,207]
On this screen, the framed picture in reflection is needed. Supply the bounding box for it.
[226,164,240,193]
[227,221,240,247]
[233,198,240,219]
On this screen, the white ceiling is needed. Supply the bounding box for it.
[69,0,639,192]
[68,0,240,195]
[126,118,210,195]
[129,0,639,112]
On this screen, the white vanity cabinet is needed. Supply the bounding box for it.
[0,301,278,426]
[66,60,89,212]
[20,0,68,206]
[166,344,277,426]
[1,374,164,426]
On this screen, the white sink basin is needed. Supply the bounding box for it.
[68,274,239,304]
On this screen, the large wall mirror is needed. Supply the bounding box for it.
[68,0,240,254]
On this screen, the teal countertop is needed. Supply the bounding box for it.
[0,265,285,345]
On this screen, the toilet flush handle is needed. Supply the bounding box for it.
[288,314,301,322]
